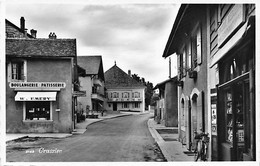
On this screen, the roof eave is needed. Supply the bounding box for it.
[162,4,189,58]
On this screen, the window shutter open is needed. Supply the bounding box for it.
[177,55,181,79]
[197,27,202,65]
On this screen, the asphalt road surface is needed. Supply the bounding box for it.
[6,113,166,162]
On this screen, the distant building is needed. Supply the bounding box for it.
[6,17,79,133]
[154,77,178,127]
[77,56,105,114]
[104,63,146,112]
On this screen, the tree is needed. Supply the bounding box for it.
[145,81,153,109]
[131,73,154,109]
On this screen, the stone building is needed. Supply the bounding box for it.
[154,77,178,127]
[6,17,79,133]
[77,56,105,114]
[162,4,255,161]
[104,63,146,112]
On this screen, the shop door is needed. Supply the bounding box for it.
[220,79,250,161]
[113,103,117,111]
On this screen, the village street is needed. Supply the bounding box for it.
[6,113,166,162]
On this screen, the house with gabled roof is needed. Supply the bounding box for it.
[104,63,146,112]
[6,17,80,133]
[6,17,36,39]
[77,56,105,115]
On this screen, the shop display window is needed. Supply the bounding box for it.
[25,101,51,120]
[224,85,245,145]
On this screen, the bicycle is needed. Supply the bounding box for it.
[193,132,210,161]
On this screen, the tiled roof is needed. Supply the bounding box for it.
[104,64,145,88]
[6,38,76,57]
[77,56,103,75]
[5,19,34,39]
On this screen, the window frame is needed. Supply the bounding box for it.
[122,102,129,108]
[23,101,53,122]
[8,60,27,82]
[191,22,202,69]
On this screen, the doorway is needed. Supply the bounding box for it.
[113,103,117,111]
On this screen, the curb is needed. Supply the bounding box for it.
[147,119,164,143]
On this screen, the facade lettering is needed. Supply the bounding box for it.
[9,82,66,89]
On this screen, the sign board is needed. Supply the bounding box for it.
[218,5,245,47]
[73,91,86,97]
[10,82,66,89]
[15,92,57,101]
[211,104,217,135]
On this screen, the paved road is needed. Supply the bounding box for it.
[7,113,165,162]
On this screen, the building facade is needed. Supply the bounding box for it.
[6,17,79,133]
[209,4,255,161]
[104,64,146,112]
[163,4,210,153]
[77,56,105,114]
[154,77,178,127]
[162,4,255,161]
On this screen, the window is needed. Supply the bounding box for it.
[122,103,129,108]
[182,51,186,76]
[92,86,97,94]
[187,41,192,69]
[132,103,140,108]
[9,61,25,81]
[112,92,119,98]
[191,24,202,68]
[122,92,130,98]
[132,92,140,98]
[25,101,51,120]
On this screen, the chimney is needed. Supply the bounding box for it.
[24,29,28,38]
[30,29,37,38]
[20,17,25,32]
[49,32,57,39]
[52,32,57,39]
[128,70,131,76]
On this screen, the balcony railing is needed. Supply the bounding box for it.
[107,98,142,102]
[91,93,105,101]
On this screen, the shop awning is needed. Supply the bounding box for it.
[15,92,57,101]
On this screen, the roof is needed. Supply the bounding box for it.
[104,64,145,89]
[162,4,207,58]
[5,19,34,38]
[6,38,77,57]
[77,56,105,80]
[153,76,178,90]
[77,56,102,75]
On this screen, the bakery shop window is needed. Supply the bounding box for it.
[25,101,51,120]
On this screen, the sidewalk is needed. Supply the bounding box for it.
[6,111,135,142]
[147,118,194,161]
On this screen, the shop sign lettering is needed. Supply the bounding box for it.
[9,82,66,89]
[18,97,53,101]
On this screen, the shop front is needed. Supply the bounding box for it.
[7,82,74,133]
[216,18,255,161]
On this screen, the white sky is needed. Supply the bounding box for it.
[6,1,180,85]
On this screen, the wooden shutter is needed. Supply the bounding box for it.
[183,51,186,76]
[197,27,202,65]
[7,62,12,82]
[197,91,205,131]
[177,54,181,79]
